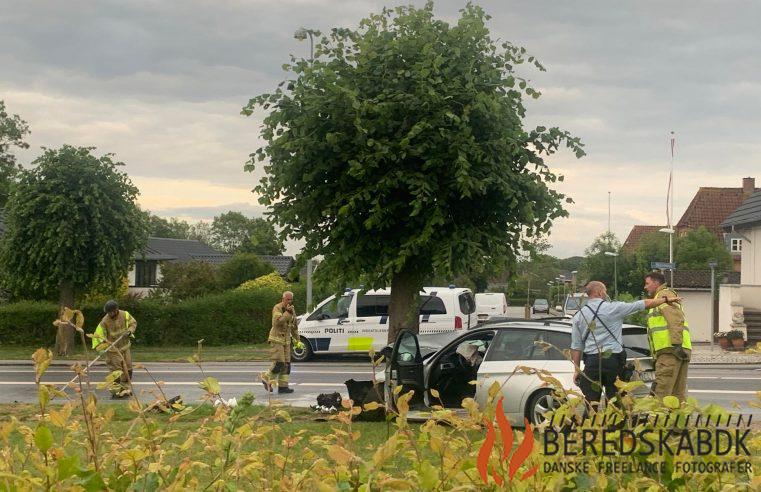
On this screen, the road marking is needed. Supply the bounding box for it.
[688,376,761,380]
[0,369,371,375]
[688,389,758,395]
[0,381,346,387]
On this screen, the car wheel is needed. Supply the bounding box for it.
[291,337,313,362]
[526,389,559,426]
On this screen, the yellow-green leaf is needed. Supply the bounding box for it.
[34,424,53,453]
[663,396,680,409]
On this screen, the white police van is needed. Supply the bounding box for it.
[292,286,477,361]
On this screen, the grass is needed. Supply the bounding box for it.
[0,343,271,362]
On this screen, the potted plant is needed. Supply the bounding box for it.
[714,331,730,350]
[726,330,745,350]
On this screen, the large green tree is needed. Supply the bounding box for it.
[619,231,669,296]
[241,217,284,255]
[580,231,621,292]
[244,3,583,342]
[145,213,192,239]
[216,253,275,290]
[0,145,146,354]
[675,226,732,271]
[210,211,283,255]
[0,100,30,208]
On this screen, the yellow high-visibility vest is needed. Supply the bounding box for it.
[646,289,691,355]
[92,311,132,349]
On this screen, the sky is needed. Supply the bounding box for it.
[1,0,759,258]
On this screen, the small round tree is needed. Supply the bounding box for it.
[244,3,583,343]
[1,145,146,354]
[217,253,275,290]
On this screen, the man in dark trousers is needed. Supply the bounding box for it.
[571,281,680,410]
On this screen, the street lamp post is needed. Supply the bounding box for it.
[604,251,619,299]
[294,27,317,62]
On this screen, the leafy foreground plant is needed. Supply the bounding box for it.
[1,347,759,491]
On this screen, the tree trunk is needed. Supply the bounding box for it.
[387,267,421,345]
[55,280,76,356]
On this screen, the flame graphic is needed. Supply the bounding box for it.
[476,418,495,483]
[476,397,536,484]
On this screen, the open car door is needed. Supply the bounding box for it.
[385,330,425,412]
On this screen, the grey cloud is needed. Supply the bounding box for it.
[149,202,268,221]
[2,0,760,257]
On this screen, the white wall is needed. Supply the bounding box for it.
[719,284,742,332]
[740,226,761,285]
[681,290,713,342]
[740,285,761,310]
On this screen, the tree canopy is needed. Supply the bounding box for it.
[580,231,621,290]
[145,214,192,239]
[675,226,732,271]
[210,211,283,255]
[217,253,275,290]
[0,100,30,208]
[1,146,146,304]
[244,2,583,342]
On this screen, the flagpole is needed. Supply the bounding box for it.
[669,132,675,286]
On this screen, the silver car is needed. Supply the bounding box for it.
[376,320,655,426]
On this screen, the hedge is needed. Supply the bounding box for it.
[0,284,308,347]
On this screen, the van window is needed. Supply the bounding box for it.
[459,293,476,314]
[419,296,446,315]
[307,294,353,321]
[356,295,390,317]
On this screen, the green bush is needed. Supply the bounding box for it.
[155,261,221,300]
[216,253,275,290]
[0,285,309,347]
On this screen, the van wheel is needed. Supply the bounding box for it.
[291,337,313,362]
[526,389,559,426]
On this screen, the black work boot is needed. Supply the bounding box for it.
[278,387,294,394]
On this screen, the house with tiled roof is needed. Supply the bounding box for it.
[676,177,758,272]
[129,237,232,295]
[129,238,296,296]
[622,225,665,253]
[720,189,761,345]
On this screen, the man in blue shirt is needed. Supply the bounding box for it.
[571,281,680,409]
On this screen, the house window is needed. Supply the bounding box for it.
[730,238,742,253]
[135,261,158,287]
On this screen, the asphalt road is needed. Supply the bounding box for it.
[1,360,759,416]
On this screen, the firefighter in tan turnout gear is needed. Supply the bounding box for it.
[261,291,304,394]
[92,300,136,398]
[644,271,692,402]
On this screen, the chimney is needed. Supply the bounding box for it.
[743,177,755,198]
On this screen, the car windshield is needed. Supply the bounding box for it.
[534,299,548,306]
[565,297,586,311]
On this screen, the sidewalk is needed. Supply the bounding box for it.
[689,343,761,365]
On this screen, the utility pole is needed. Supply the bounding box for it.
[306,258,314,312]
